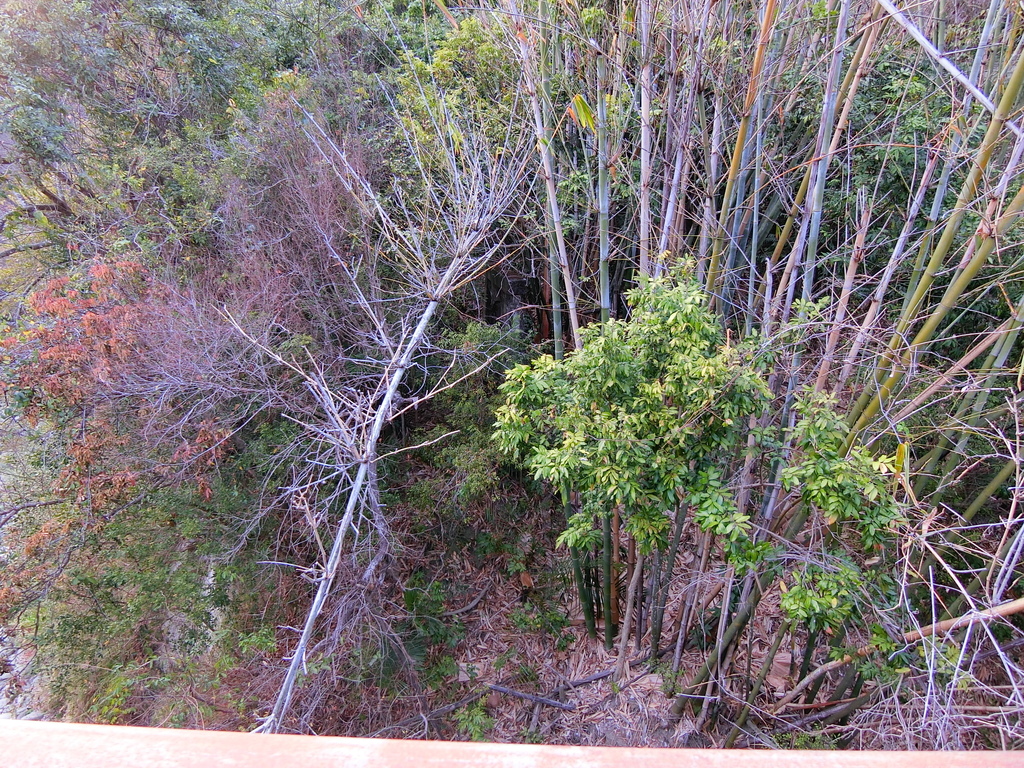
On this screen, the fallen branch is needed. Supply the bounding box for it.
[771,595,1024,713]
[441,582,492,618]
[486,684,575,711]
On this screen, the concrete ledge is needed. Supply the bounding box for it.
[2,719,1020,767]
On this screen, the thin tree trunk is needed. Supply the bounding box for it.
[258,297,442,733]
[615,552,646,680]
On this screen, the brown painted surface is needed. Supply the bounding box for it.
[2,719,1021,767]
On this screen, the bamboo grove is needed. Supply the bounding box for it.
[492,0,1024,745]
[1,0,1024,748]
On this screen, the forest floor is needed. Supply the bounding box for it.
[376,527,803,748]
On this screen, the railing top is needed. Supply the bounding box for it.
[2,719,1021,767]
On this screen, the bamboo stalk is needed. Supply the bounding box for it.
[673,529,713,673]
[848,174,1024,444]
[698,92,724,283]
[848,41,1024,433]
[564,484,597,638]
[814,188,871,391]
[764,7,883,332]
[597,51,611,323]
[638,0,654,277]
[835,149,939,391]
[704,0,779,308]
[658,0,715,264]
[799,0,853,304]
[915,293,1024,497]
[651,508,688,656]
[603,511,615,650]
[615,553,645,680]
[511,1,583,350]
[772,593,1024,713]
[258,297,442,733]
[670,572,768,718]
[723,619,792,747]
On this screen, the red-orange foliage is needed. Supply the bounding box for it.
[0,258,244,614]
[16,259,150,414]
[5,259,238,515]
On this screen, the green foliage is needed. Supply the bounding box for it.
[402,573,464,650]
[509,602,573,651]
[782,390,906,549]
[454,699,494,741]
[780,562,860,634]
[89,660,155,724]
[495,273,769,554]
[394,16,520,170]
[0,0,1017,744]
[792,730,838,750]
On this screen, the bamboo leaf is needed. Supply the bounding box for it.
[569,94,596,133]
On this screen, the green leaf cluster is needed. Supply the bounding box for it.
[494,274,769,554]
[782,390,906,549]
[780,561,861,634]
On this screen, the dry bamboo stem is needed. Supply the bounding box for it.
[704,0,779,308]
[813,189,871,391]
[771,594,1024,713]
[614,552,646,680]
[638,0,654,277]
[509,2,583,350]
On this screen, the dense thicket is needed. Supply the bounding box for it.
[2,0,1024,749]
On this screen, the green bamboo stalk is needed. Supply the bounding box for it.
[670,571,770,717]
[896,0,1003,342]
[962,457,1016,524]
[764,10,883,331]
[847,43,1024,433]
[658,0,714,264]
[721,119,757,322]
[933,0,946,53]
[514,1,583,351]
[743,108,766,335]
[563,485,596,638]
[603,511,615,650]
[651,508,688,656]
[539,0,564,360]
[943,509,1022,618]
[848,172,1024,445]
[799,0,853,304]
[722,619,792,747]
[597,51,611,323]
[915,454,1020,595]
[915,291,1024,497]
[804,627,847,704]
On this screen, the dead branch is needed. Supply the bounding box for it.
[486,684,575,711]
[772,595,1024,713]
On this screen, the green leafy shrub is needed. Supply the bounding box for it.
[782,390,906,549]
[494,272,770,555]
